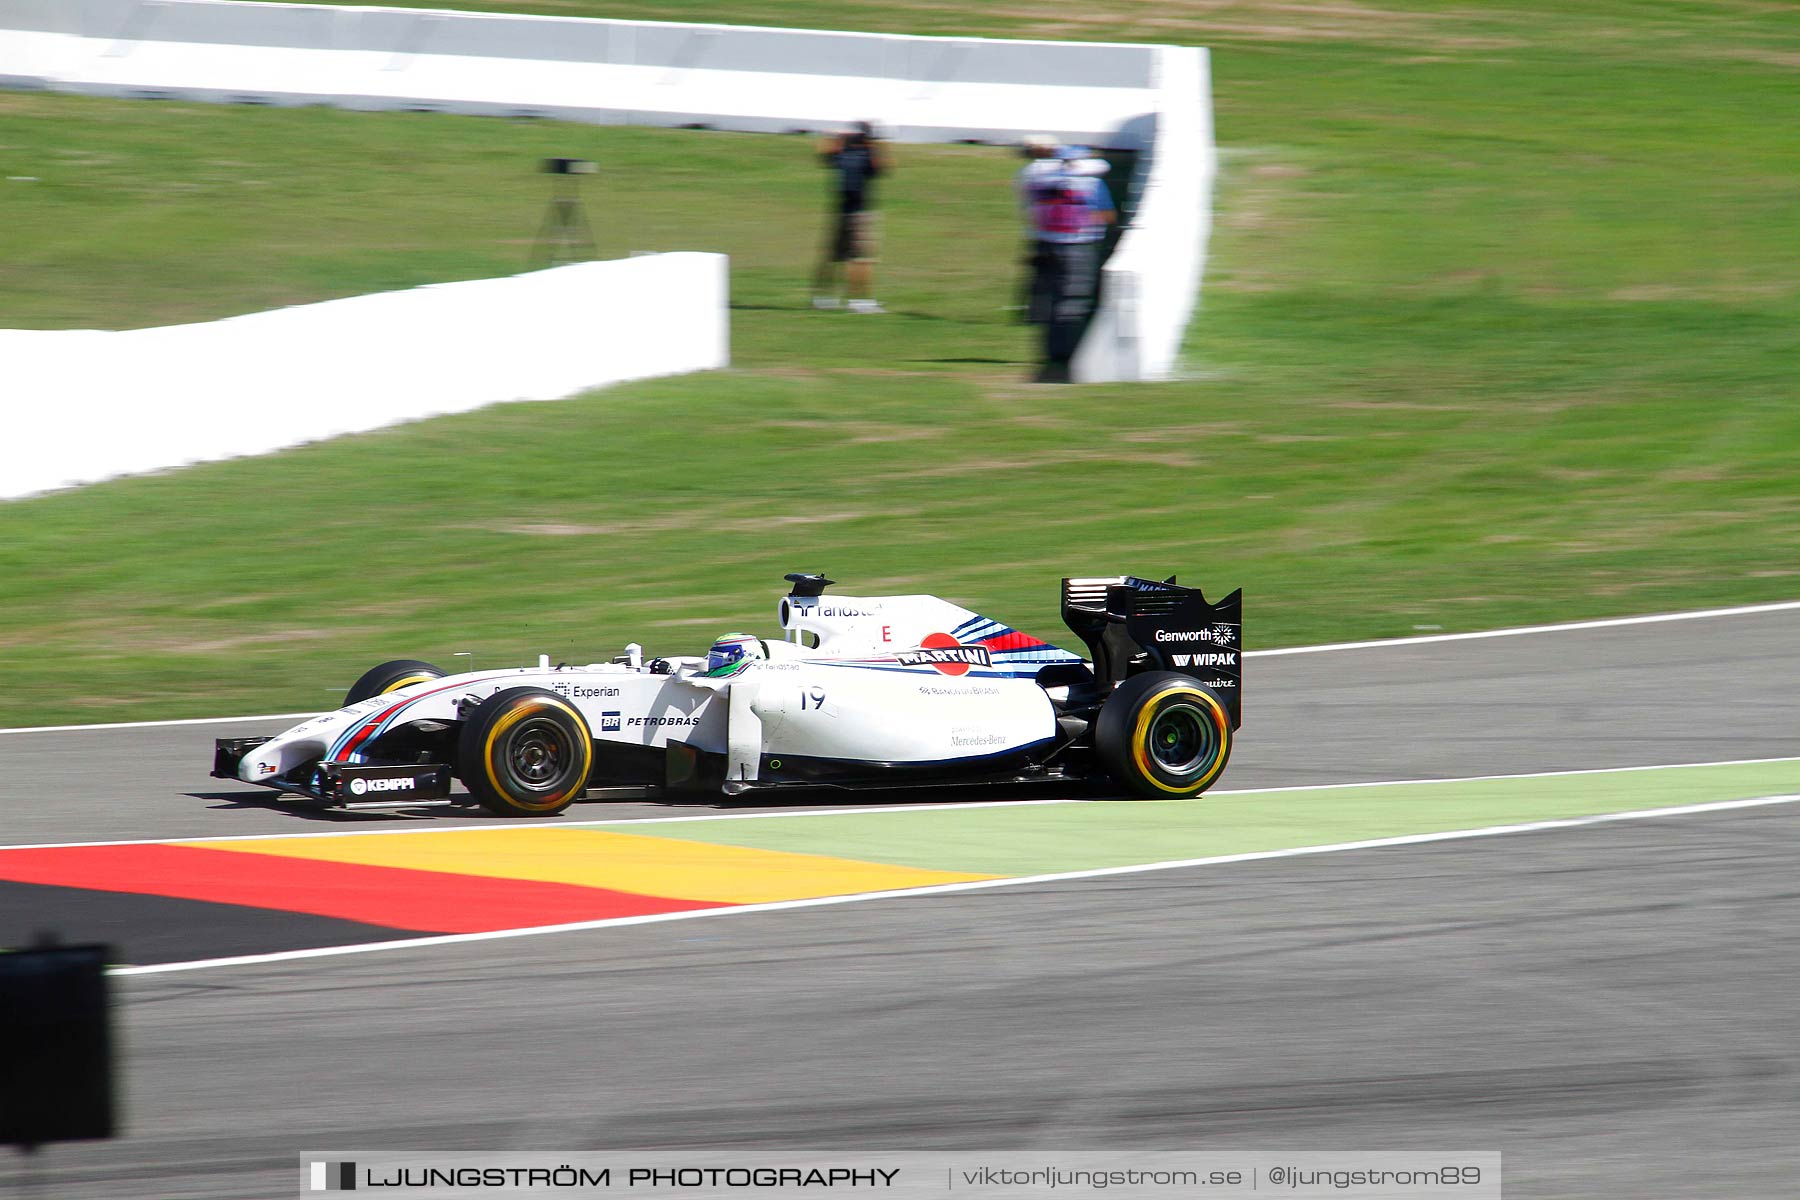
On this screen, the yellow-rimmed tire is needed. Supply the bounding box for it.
[344,658,446,707]
[1095,672,1233,799]
[456,688,594,817]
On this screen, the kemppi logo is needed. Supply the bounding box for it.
[348,776,414,795]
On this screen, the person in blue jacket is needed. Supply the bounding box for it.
[1022,146,1115,382]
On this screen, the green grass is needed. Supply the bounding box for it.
[0,98,1017,338]
[1,2,1796,726]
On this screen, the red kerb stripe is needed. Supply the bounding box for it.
[0,844,725,934]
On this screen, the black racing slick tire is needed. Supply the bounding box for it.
[1094,671,1233,799]
[344,658,446,707]
[456,688,594,817]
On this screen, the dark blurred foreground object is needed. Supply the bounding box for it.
[0,941,116,1148]
[535,157,597,266]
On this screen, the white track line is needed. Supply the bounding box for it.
[1208,754,1800,798]
[5,598,1798,736]
[9,757,1797,854]
[0,712,314,735]
[1244,598,1800,658]
[110,791,1800,977]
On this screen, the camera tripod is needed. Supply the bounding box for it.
[533,164,597,266]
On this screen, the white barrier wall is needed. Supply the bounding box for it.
[1074,47,1215,383]
[0,1,1214,386]
[0,0,1164,146]
[0,253,728,500]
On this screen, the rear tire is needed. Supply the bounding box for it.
[345,658,445,706]
[1094,671,1233,799]
[457,687,594,817]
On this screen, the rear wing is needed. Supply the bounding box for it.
[1061,576,1242,728]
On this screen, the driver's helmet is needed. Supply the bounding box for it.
[704,633,765,679]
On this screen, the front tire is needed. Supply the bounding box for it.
[1094,671,1233,799]
[345,658,445,706]
[456,688,594,817]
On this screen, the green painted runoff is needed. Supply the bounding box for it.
[622,760,1800,877]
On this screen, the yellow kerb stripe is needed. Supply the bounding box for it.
[189,827,998,905]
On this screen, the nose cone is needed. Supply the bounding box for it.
[237,729,329,784]
[238,741,284,783]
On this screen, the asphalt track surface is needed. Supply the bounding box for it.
[3,606,1799,1198]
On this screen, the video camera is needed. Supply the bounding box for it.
[543,157,597,175]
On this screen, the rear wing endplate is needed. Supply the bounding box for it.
[1061,576,1242,728]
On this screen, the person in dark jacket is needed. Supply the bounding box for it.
[812,121,890,313]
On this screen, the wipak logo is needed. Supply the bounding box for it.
[1170,652,1236,668]
[309,1161,356,1191]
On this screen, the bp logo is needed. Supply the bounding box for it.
[897,632,992,677]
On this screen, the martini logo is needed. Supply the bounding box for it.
[897,632,992,676]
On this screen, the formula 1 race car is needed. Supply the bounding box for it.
[213,574,1242,816]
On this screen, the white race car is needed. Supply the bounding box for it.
[213,574,1242,816]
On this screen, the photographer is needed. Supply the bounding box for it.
[812,121,890,314]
